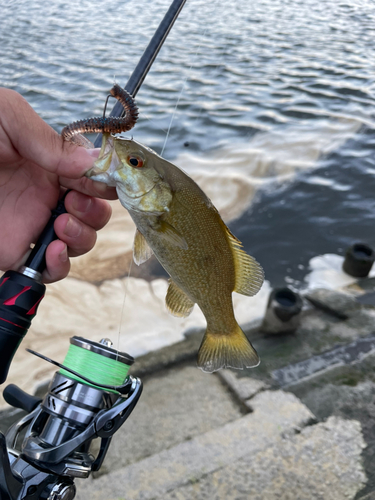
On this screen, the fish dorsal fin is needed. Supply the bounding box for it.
[225,227,264,297]
[166,279,195,317]
[133,229,154,265]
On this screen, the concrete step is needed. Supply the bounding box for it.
[91,364,243,477]
[75,390,365,500]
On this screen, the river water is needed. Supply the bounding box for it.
[2,0,375,290]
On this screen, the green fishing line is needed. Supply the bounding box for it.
[59,343,130,393]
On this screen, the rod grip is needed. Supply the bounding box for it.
[0,271,45,384]
[24,196,68,274]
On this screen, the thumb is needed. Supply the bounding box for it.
[1,88,97,179]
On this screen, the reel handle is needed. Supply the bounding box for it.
[3,384,42,413]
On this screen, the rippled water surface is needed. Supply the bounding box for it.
[2,0,375,287]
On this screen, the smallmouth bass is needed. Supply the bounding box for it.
[86,134,264,372]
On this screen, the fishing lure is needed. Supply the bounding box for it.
[61,84,138,147]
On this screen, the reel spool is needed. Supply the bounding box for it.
[59,336,134,392]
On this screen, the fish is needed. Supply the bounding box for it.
[86,134,264,372]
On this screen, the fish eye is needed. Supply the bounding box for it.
[128,155,144,168]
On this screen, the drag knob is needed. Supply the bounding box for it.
[48,482,76,500]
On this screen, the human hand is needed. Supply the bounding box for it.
[0,88,117,283]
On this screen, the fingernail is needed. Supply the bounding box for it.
[64,217,82,238]
[59,245,68,262]
[72,192,92,213]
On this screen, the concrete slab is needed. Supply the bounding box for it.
[293,376,375,499]
[93,364,243,477]
[271,334,375,388]
[217,370,269,400]
[305,288,361,319]
[75,390,314,500]
[234,288,375,388]
[160,416,366,500]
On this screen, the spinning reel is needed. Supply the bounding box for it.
[1,336,142,500]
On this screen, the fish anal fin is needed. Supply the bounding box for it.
[225,227,264,297]
[151,220,188,250]
[133,229,154,265]
[197,323,260,373]
[166,280,195,317]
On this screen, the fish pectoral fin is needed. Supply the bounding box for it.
[197,324,260,373]
[151,220,188,250]
[225,227,264,297]
[133,229,154,265]
[166,280,195,317]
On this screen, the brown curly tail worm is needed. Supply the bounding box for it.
[61,84,138,147]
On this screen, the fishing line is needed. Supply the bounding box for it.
[161,75,189,156]
[161,0,212,157]
[116,254,134,356]
[140,111,170,137]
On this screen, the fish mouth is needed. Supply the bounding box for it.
[116,181,157,199]
[85,170,117,187]
[85,137,121,181]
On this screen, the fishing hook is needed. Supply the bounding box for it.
[61,84,138,147]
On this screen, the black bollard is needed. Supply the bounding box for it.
[342,243,374,278]
[261,287,303,334]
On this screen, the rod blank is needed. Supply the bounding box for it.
[94,0,187,147]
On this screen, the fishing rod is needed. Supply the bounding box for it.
[0,0,187,386]
[0,1,187,499]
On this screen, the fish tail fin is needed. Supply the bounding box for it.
[197,323,260,373]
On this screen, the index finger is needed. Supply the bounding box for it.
[59,176,118,200]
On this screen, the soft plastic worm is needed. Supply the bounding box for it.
[61,84,139,146]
